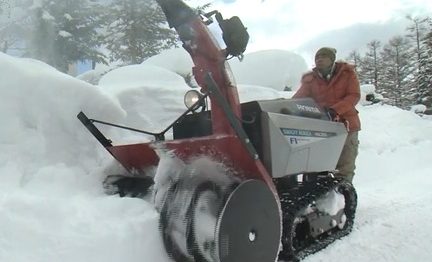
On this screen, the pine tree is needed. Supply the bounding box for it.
[359,40,383,91]
[103,0,177,65]
[0,0,31,53]
[0,0,12,51]
[380,36,415,108]
[346,50,362,74]
[27,0,106,73]
[346,16,432,109]
[419,19,432,107]
[405,16,431,106]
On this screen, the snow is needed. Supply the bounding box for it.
[64,13,72,21]
[142,48,307,91]
[361,83,376,94]
[1,46,432,262]
[42,10,54,21]
[142,48,193,78]
[229,49,308,91]
[59,30,72,38]
[98,64,190,140]
[410,104,427,113]
[315,189,346,216]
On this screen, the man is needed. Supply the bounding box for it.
[293,47,361,183]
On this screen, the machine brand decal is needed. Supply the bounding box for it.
[280,128,337,138]
[296,104,321,114]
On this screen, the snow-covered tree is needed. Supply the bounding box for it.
[405,16,431,106]
[27,0,106,72]
[0,0,32,53]
[380,36,415,108]
[102,0,177,65]
[359,40,383,91]
[418,18,432,107]
[0,0,9,17]
[346,50,362,74]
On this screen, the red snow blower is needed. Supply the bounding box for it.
[78,0,357,261]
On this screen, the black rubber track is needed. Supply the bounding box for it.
[275,176,357,262]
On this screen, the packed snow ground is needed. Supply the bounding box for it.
[0,50,431,262]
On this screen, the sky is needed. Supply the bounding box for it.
[1,46,432,262]
[189,0,432,64]
[2,0,431,70]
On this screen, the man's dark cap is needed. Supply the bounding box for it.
[315,47,337,62]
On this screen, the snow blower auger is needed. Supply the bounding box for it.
[77,0,357,261]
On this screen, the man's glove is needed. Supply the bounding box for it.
[325,107,340,121]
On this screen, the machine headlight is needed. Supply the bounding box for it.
[184,90,203,110]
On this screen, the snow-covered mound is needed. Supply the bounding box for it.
[238,84,285,102]
[0,52,123,177]
[359,83,386,105]
[142,48,193,78]
[98,64,191,140]
[141,48,307,91]
[410,104,427,114]
[0,53,173,262]
[229,49,307,91]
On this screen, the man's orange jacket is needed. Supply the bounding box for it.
[293,62,361,132]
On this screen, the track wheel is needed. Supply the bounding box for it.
[188,181,224,262]
[159,182,192,262]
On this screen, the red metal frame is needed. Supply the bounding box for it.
[106,2,277,194]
